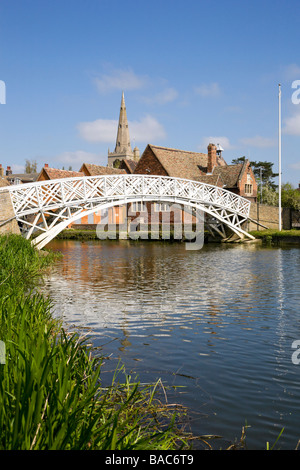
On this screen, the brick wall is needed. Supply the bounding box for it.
[248,203,292,230]
[0,190,20,235]
[134,147,168,176]
[237,163,257,202]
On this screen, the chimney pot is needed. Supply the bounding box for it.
[44,163,49,168]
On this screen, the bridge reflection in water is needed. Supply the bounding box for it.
[42,239,300,449]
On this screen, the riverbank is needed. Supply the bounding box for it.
[249,229,300,245]
[0,233,200,450]
[55,227,199,242]
[55,226,300,246]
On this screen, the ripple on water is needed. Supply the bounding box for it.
[44,241,300,449]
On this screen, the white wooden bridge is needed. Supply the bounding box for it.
[0,174,254,249]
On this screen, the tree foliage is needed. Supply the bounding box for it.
[230,157,299,209]
[231,156,279,190]
[25,159,37,174]
[281,183,300,210]
[258,182,300,209]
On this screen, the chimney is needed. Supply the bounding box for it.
[44,163,49,168]
[0,164,3,177]
[6,166,12,176]
[133,146,140,161]
[207,143,217,173]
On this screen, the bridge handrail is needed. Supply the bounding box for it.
[0,174,251,218]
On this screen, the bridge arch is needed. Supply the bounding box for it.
[0,174,254,249]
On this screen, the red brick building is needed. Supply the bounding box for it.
[78,162,127,226]
[127,143,257,232]
[30,140,257,234]
[134,143,257,203]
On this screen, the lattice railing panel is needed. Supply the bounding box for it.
[2,174,251,218]
[85,177,105,200]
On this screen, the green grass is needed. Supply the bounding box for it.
[55,227,201,242]
[249,229,300,244]
[0,234,194,450]
[250,229,300,238]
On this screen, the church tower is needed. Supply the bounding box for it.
[108,92,139,168]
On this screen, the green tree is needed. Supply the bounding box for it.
[231,156,247,165]
[250,161,279,191]
[254,182,300,209]
[261,184,278,206]
[281,183,300,210]
[25,159,37,173]
[231,157,279,194]
[113,159,121,169]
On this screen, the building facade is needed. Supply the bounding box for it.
[134,143,257,203]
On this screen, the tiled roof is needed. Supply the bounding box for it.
[6,173,39,183]
[149,145,208,180]
[119,159,137,173]
[0,177,9,187]
[80,163,126,176]
[195,174,224,187]
[40,168,84,180]
[213,163,244,188]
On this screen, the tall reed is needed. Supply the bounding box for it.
[0,234,191,450]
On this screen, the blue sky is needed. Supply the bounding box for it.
[0,0,300,186]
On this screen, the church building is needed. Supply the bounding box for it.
[107,92,140,168]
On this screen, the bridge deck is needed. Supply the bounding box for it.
[0,174,254,248]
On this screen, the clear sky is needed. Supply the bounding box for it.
[0,0,300,186]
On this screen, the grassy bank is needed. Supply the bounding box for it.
[0,234,196,450]
[249,229,300,244]
[55,227,204,243]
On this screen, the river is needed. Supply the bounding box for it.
[43,238,300,449]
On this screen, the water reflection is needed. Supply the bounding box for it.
[43,239,300,449]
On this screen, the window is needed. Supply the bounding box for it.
[12,178,21,185]
[154,203,170,212]
[245,184,253,194]
[131,201,145,212]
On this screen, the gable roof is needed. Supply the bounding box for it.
[119,159,137,173]
[213,161,249,188]
[37,167,84,181]
[79,163,126,176]
[142,144,208,180]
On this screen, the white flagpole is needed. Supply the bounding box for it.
[278,84,282,231]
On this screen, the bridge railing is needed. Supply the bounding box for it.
[0,174,251,218]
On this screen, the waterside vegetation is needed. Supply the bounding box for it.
[1,233,296,450]
[0,234,198,450]
[55,226,300,246]
[249,229,300,245]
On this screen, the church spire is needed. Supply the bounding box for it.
[114,91,132,154]
[107,92,139,168]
